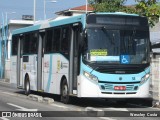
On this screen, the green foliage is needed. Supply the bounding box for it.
[89,0,127,12]
[135,0,160,27]
[89,0,160,27]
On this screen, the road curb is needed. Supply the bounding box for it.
[28,94,43,102]
[85,107,104,117]
[152,100,160,108]
[0,79,10,84]
[43,97,54,104]
[28,94,54,104]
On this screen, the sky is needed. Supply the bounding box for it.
[0,0,136,23]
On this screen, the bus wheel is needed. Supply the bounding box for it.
[61,80,70,104]
[25,76,30,96]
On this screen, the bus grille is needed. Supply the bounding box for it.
[101,92,137,94]
[102,84,137,91]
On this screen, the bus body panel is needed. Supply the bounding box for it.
[77,61,150,98]
[10,56,17,87]
[22,55,37,91]
[43,54,69,94]
[78,75,150,98]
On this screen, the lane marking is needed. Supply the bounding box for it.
[7,103,37,111]
[128,103,160,110]
[104,108,128,111]
[0,117,10,120]
[2,92,16,96]
[99,117,116,120]
[50,104,68,109]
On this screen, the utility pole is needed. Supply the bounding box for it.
[34,0,36,24]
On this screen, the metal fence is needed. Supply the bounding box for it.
[151,58,160,105]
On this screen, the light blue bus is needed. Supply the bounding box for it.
[11,12,151,104]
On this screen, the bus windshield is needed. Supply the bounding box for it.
[82,28,150,64]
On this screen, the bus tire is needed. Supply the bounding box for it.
[24,76,30,96]
[61,79,70,104]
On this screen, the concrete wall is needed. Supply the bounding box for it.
[151,58,160,105]
[5,60,10,80]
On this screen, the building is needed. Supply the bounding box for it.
[0,19,34,80]
[150,20,160,58]
[55,5,94,16]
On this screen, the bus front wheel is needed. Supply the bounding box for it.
[25,76,30,95]
[61,80,70,104]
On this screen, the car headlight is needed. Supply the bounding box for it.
[140,73,150,85]
[83,71,98,82]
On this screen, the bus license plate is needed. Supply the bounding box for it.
[114,86,126,90]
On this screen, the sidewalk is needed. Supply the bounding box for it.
[0,78,10,83]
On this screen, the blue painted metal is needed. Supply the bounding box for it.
[0,13,5,78]
[45,54,53,92]
[12,14,86,36]
[5,14,8,60]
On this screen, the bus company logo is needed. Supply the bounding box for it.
[119,77,122,81]
[44,61,49,68]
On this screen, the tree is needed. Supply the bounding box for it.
[89,0,127,12]
[89,0,160,27]
[135,0,160,27]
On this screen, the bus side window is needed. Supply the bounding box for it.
[23,34,30,55]
[23,32,38,55]
[61,26,70,55]
[30,32,38,54]
[12,36,19,55]
[45,29,53,53]
[53,28,61,52]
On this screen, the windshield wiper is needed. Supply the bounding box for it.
[90,66,99,74]
[101,27,115,45]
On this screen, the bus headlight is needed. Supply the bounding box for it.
[83,71,98,82]
[140,73,150,85]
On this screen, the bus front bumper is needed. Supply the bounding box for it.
[77,75,150,98]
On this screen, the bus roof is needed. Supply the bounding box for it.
[12,12,140,35]
[12,14,86,35]
[96,12,139,16]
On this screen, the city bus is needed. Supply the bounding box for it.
[11,12,151,104]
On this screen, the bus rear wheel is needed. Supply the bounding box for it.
[25,76,30,96]
[61,80,70,104]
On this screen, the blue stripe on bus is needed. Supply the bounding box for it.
[46,54,53,92]
[12,24,41,35]
[81,59,150,83]
[49,14,86,28]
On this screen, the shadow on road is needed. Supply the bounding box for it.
[14,90,153,109]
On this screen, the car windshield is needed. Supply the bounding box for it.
[82,28,150,64]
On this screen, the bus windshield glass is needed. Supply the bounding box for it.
[82,28,150,64]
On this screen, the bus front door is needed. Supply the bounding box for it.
[69,24,81,95]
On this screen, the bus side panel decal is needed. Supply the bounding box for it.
[45,54,53,92]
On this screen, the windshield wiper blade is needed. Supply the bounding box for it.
[101,26,115,45]
[90,66,99,74]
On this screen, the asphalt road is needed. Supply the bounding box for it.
[0,81,159,120]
